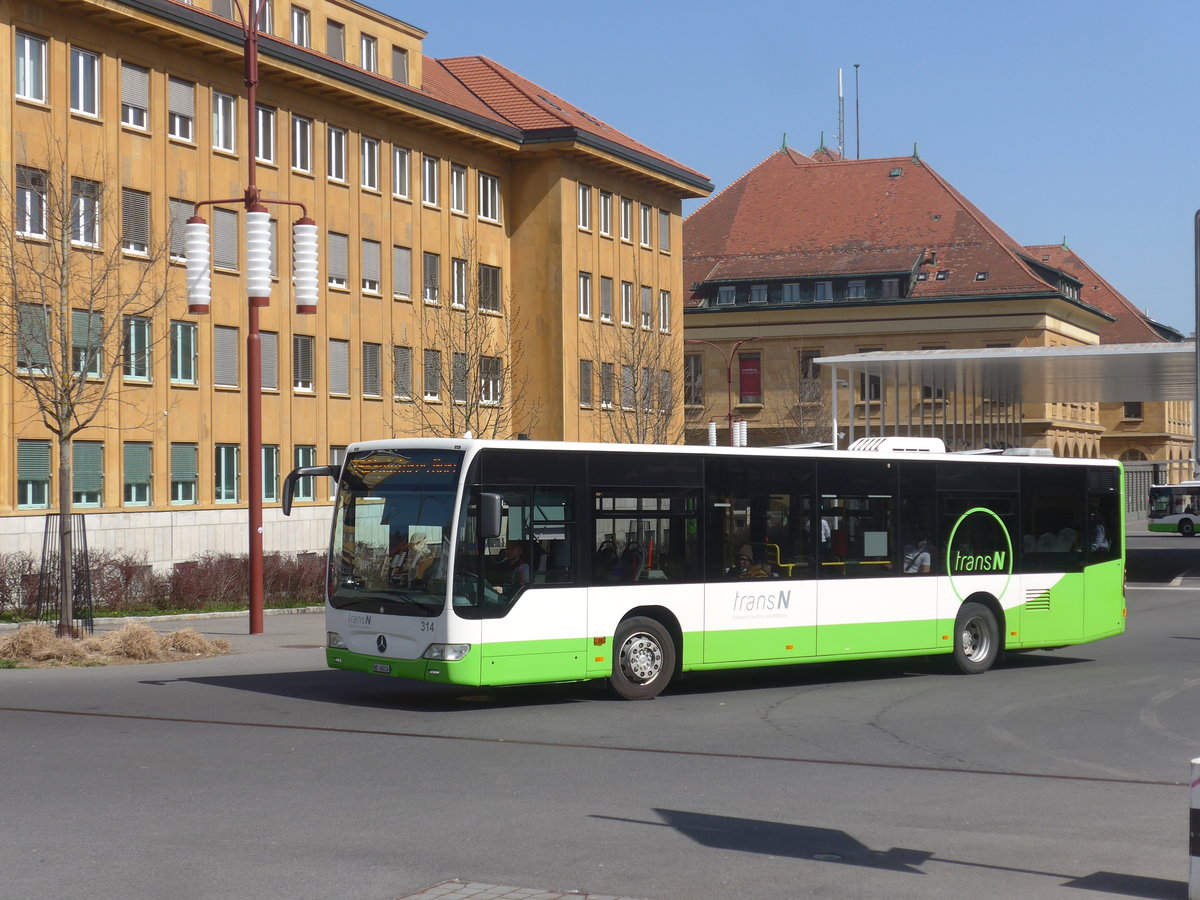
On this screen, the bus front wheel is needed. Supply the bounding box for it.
[952,601,999,675]
[610,617,675,700]
[1180,519,1194,537]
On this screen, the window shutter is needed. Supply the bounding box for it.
[124,442,152,486]
[73,442,104,494]
[213,207,238,269]
[260,330,278,390]
[168,77,194,118]
[18,440,51,478]
[269,218,278,277]
[121,188,150,247]
[212,0,233,16]
[121,62,149,110]
[423,252,439,300]
[328,339,349,394]
[168,198,192,258]
[362,239,380,283]
[171,443,198,479]
[214,325,239,386]
[72,309,102,349]
[328,232,348,282]
[579,359,592,406]
[424,349,441,396]
[393,346,411,398]
[452,352,468,402]
[293,334,313,385]
[362,343,381,395]
[392,246,411,297]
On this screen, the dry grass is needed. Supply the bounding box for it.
[0,622,231,667]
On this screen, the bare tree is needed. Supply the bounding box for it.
[770,349,833,445]
[0,143,176,632]
[415,237,538,439]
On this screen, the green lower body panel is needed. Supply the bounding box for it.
[325,648,483,686]
[1148,523,1176,533]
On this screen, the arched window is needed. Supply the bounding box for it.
[1119,449,1148,461]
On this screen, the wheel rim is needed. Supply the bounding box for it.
[618,631,663,684]
[961,616,991,663]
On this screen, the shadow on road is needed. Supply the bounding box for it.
[1126,542,1200,584]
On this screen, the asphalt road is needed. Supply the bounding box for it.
[2,540,1199,900]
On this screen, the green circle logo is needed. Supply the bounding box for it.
[946,507,1013,603]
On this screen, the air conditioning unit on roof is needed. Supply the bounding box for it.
[847,437,946,453]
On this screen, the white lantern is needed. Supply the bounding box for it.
[185,216,211,314]
[245,210,272,301]
[292,218,319,314]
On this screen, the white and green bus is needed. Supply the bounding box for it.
[283,438,1126,699]
[1147,482,1200,536]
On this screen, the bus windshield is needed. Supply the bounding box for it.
[329,448,463,617]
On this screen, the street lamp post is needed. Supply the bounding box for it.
[185,0,319,634]
[685,336,761,446]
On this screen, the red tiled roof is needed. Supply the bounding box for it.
[1027,244,1172,344]
[438,56,707,183]
[684,149,1070,307]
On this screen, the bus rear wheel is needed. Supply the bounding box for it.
[952,601,999,675]
[609,617,675,700]
[1180,519,1194,537]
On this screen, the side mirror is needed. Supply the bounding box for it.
[478,492,502,539]
[282,465,339,516]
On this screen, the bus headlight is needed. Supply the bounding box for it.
[327,632,347,649]
[422,643,470,661]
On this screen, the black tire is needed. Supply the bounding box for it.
[952,601,999,675]
[609,616,675,700]
[1181,519,1195,537]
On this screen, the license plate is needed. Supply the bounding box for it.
[372,663,392,674]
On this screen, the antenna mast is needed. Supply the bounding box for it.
[854,64,861,159]
[837,68,844,158]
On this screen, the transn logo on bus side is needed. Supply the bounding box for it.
[951,551,1006,573]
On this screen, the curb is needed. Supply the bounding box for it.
[0,606,323,633]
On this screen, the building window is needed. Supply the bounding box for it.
[170,443,197,504]
[848,279,867,299]
[291,114,311,171]
[120,188,150,254]
[620,281,633,325]
[212,207,238,269]
[72,310,103,378]
[17,440,51,509]
[422,155,439,206]
[16,32,48,103]
[290,5,309,46]
[738,353,761,405]
[328,446,346,498]
[123,442,152,506]
[70,47,100,117]
[659,290,670,332]
[716,285,736,306]
[621,365,635,410]
[362,342,381,396]
[451,257,467,307]
[327,126,346,181]
[600,362,614,409]
[261,445,279,502]
[17,304,50,373]
[393,345,412,399]
[782,282,801,303]
[213,325,239,387]
[749,284,768,304]
[328,338,349,394]
[293,334,314,391]
[170,320,197,383]
[361,136,379,189]
[799,349,821,382]
[858,351,882,401]
[1123,401,1144,420]
[814,281,833,302]
[256,0,273,32]
[599,276,613,322]
[70,178,101,247]
[684,354,703,406]
[451,352,468,404]
[481,356,502,406]
[479,264,501,312]
[393,245,412,299]
[73,441,104,507]
[260,330,278,390]
[212,90,236,152]
[361,239,381,293]
[478,172,499,222]
[423,252,440,303]
[639,204,652,247]
[168,77,195,141]
[215,444,240,503]
[120,62,150,129]
[640,285,652,329]
[578,183,592,230]
[659,209,671,252]
[326,20,345,59]
[935,270,949,281]
[255,105,275,163]
[124,315,152,380]
[168,198,192,260]
[327,232,348,287]
[620,197,633,242]
[16,166,47,238]
[392,46,409,83]
[578,272,592,318]
[579,359,593,407]
[881,277,900,298]
[599,191,612,236]
[450,163,467,213]
[360,34,377,72]
[293,446,315,500]
[392,146,410,198]
[423,349,442,401]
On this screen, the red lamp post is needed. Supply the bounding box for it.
[185,0,319,634]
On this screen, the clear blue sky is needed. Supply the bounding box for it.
[379,0,1200,335]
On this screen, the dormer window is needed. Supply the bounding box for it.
[889,168,903,177]
[881,278,900,298]
[847,279,866,299]
[749,284,768,304]
[814,280,833,302]
[716,285,736,306]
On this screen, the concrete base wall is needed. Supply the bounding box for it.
[0,507,331,569]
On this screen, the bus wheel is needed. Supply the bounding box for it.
[610,617,675,700]
[952,601,999,675]
[1181,519,1195,537]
